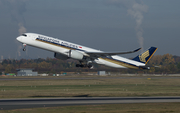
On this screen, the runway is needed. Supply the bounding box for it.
[1,97,180,110]
[1,76,180,81]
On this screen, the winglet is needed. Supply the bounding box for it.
[133,48,142,52]
[132,47,158,64]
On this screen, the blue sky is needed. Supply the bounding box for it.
[0,0,180,59]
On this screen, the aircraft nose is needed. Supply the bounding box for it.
[16,36,22,42]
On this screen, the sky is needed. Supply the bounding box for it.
[0,0,180,59]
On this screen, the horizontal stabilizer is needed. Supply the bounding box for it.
[139,66,150,70]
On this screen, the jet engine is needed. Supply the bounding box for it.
[54,52,68,60]
[68,50,84,60]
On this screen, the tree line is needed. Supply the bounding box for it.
[0,54,180,74]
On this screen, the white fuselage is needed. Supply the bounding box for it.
[16,33,145,69]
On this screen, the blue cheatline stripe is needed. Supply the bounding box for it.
[99,57,139,69]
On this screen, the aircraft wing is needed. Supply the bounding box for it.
[85,47,141,58]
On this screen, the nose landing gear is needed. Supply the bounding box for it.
[23,44,26,51]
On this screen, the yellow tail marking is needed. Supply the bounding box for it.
[139,50,149,63]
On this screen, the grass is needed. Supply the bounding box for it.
[1,103,180,113]
[1,75,180,112]
[0,76,180,98]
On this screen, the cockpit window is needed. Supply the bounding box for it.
[22,34,27,37]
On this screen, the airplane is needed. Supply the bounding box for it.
[16,33,157,69]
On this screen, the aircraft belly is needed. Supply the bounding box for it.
[97,58,126,68]
[98,57,140,69]
[112,55,145,66]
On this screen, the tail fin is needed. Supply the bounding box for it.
[132,47,158,64]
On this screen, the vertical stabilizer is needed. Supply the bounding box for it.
[132,47,158,64]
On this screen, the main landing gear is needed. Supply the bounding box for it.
[76,63,93,69]
[23,44,26,51]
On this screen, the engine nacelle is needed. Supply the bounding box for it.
[69,50,84,60]
[54,52,68,60]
